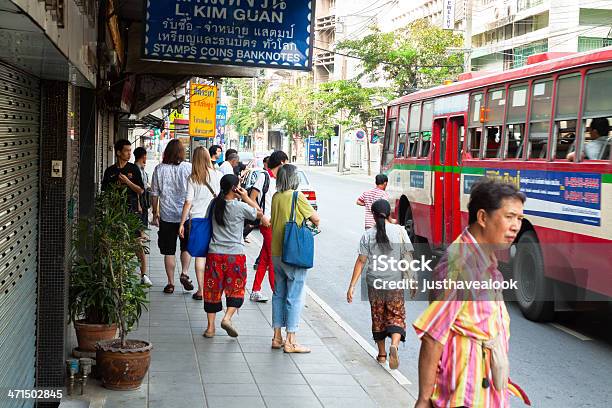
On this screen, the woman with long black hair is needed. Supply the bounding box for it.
[346,199,415,369]
[202,174,262,338]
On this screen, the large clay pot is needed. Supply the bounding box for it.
[96,339,152,390]
[74,321,118,352]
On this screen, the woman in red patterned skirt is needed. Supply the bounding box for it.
[203,174,262,338]
[346,199,416,369]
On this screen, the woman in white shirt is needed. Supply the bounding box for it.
[179,147,222,300]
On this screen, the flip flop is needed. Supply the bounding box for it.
[389,345,399,369]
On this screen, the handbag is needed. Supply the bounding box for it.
[186,182,216,258]
[282,191,314,269]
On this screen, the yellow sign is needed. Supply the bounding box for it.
[189,84,217,137]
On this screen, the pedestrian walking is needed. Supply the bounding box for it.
[150,139,195,294]
[101,139,147,285]
[249,150,287,302]
[347,199,415,369]
[178,147,222,301]
[357,174,390,230]
[133,146,152,287]
[209,144,222,168]
[219,148,238,175]
[251,155,271,271]
[413,179,528,408]
[203,174,262,338]
[270,164,320,353]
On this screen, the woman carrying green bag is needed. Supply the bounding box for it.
[270,164,320,353]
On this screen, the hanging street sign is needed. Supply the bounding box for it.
[143,0,315,71]
[189,84,217,137]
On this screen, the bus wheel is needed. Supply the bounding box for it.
[513,231,554,321]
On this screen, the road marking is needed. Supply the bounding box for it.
[549,323,593,341]
[305,286,412,386]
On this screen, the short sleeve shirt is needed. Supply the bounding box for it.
[271,190,315,257]
[252,170,276,218]
[358,223,413,286]
[358,188,390,229]
[185,170,221,219]
[150,162,192,223]
[412,229,511,408]
[208,200,257,255]
[101,162,144,213]
[219,161,234,176]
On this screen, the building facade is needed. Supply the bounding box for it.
[470,0,612,71]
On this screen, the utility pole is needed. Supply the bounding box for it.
[337,110,346,173]
[464,0,473,72]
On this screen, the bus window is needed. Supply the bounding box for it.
[505,84,528,158]
[457,125,465,164]
[396,106,409,157]
[419,102,433,157]
[484,88,505,158]
[506,124,525,158]
[420,132,432,157]
[484,126,503,158]
[409,135,420,157]
[554,75,581,159]
[528,80,553,159]
[468,93,484,158]
[578,69,612,161]
[408,103,421,157]
[382,119,397,166]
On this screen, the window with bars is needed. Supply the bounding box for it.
[578,37,612,52]
[513,40,548,68]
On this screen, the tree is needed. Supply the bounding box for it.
[316,80,390,175]
[224,78,270,148]
[336,19,464,95]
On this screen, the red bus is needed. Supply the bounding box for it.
[381,47,612,321]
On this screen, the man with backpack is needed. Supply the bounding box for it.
[248,150,287,302]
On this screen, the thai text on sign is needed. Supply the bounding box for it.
[144,0,314,70]
[189,84,217,137]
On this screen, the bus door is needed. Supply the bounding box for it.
[433,116,465,247]
[432,118,447,247]
[447,116,465,243]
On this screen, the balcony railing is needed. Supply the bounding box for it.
[315,51,335,66]
[316,14,336,32]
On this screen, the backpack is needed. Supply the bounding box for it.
[243,171,270,238]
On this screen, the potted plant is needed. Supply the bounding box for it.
[69,190,123,352]
[70,186,151,390]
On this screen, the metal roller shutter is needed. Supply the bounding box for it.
[0,61,40,407]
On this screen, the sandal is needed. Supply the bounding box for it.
[192,292,203,300]
[203,330,215,338]
[221,319,239,337]
[389,345,399,370]
[376,354,387,364]
[163,284,174,294]
[271,337,285,349]
[283,343,311,354]
[179,273,194,291]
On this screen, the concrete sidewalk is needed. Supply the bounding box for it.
[63,228,415,408]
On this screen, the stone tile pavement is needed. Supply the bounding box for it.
[62,228,415,408]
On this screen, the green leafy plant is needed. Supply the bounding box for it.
[69,185,148,347]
